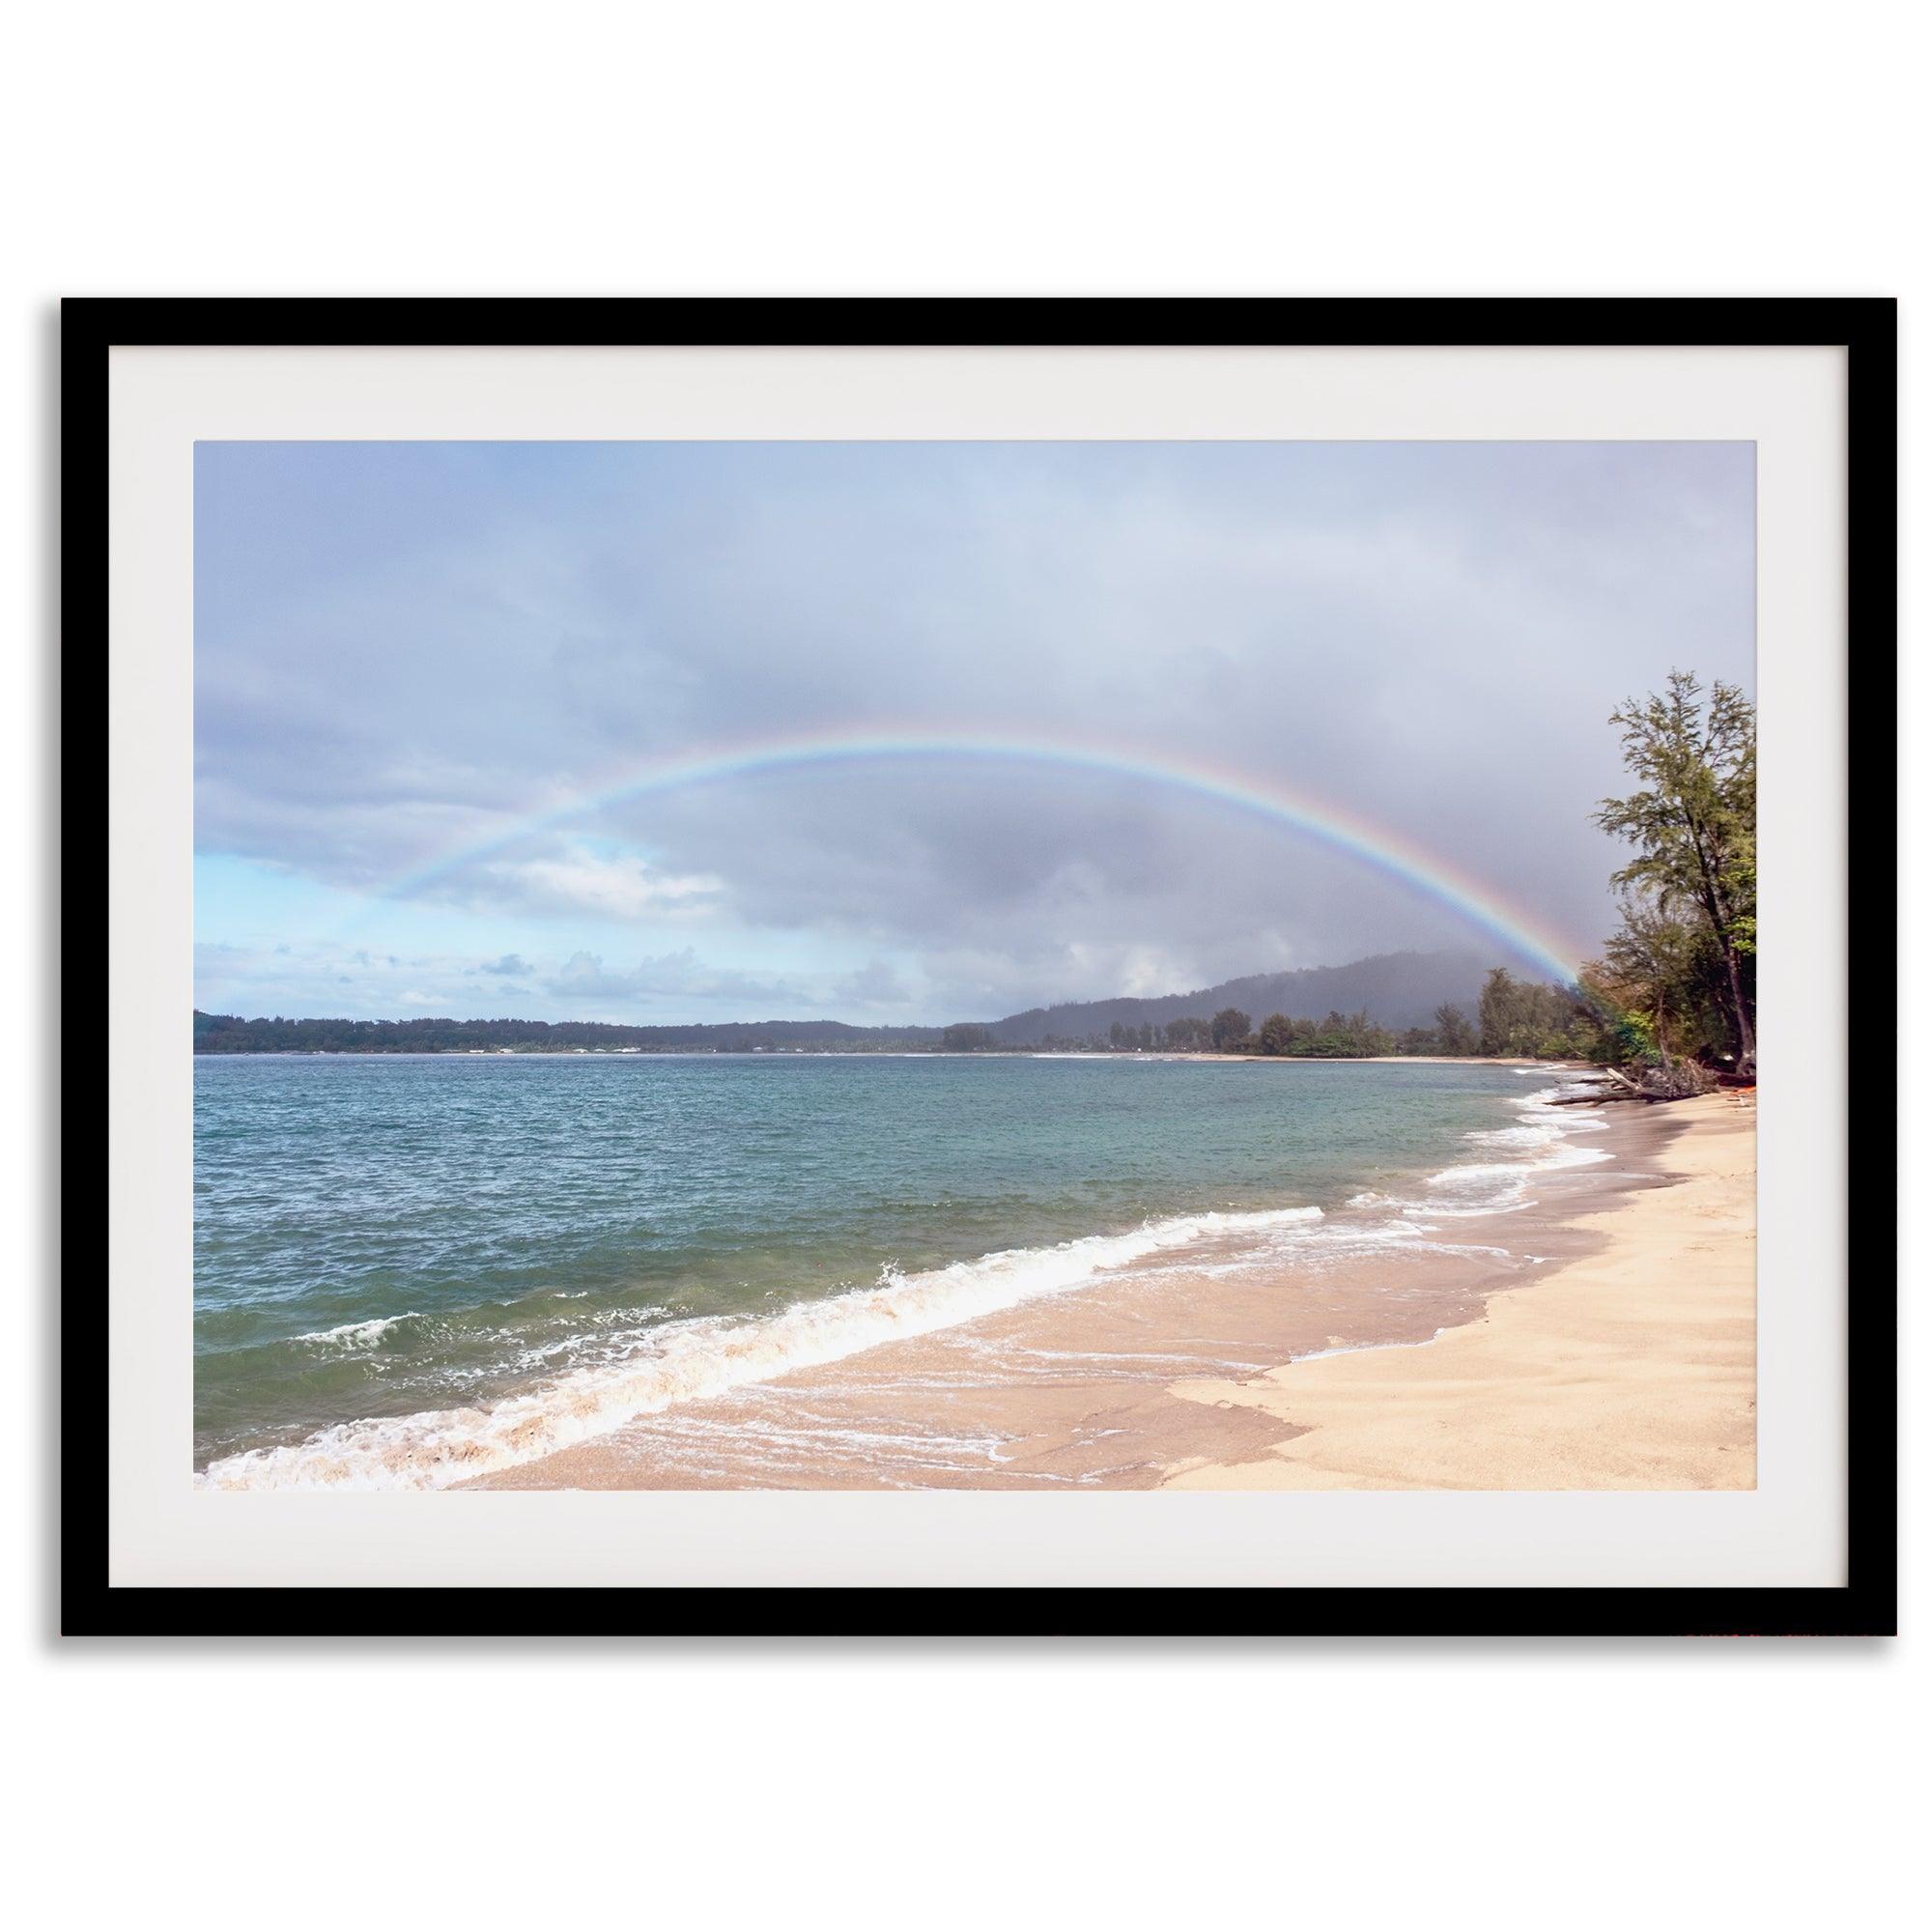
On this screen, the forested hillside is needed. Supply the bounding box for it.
[986,950,1494,1046]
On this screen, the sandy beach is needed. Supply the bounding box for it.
[1163,1090,1756,1490]
[466,1088,1754,1492]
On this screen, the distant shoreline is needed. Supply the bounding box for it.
[193,1045,1564,1066]
[1189,1052,1554,1066]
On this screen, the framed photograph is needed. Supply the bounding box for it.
[77,298,1895,1636]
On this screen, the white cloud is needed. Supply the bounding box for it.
[481,848,723,921]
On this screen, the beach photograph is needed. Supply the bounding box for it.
[191,439,1758,1493]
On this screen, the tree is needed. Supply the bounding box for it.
[1209,1007,1252,1050]
[1585,889,1742,1071]
[1433,1002,1477,1055]
[941,1023,995,1051]
[1595,671,1756,1074]
[1477,968,1523,1056]
[1478,969,1595,1059]
[1258,1012,1294,1056]
[1603,895,1690,1067]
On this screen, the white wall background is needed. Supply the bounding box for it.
[5,5,1918,1927]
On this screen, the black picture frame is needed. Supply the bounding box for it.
[70,297,1898,1638]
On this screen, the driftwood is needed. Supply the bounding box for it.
[1551,1063,1718,1105]
[1547,1068,1640,1106]
[1637,1061,1719,1099]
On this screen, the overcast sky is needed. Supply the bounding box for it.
[194,440,1754,1025]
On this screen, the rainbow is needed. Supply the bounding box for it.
[384,731,1585,984]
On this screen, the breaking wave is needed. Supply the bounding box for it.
[198,1203,1324,1492]
[292,1312,424,1351]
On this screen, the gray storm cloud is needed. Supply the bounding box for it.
[195,440,1755,1021]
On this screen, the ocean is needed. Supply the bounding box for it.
[192,1053,1612,1489]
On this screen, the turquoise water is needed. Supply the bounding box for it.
[193,1053,1558,1485]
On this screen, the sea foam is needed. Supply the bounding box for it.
[1408,1082,1611,1216]
[197,1202,1324,1492]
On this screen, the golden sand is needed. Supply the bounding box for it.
[1160,1092,1756,1491]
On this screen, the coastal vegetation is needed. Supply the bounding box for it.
[190,996,1578,1061]
[1139,970,1596,1061]
[190,1011,945,1055]
[1583,671,1756,1085]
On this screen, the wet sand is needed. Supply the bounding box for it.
[1163,1091,1756,1490]
[468,1093,1731,1492]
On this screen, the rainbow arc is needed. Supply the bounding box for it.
[384,731,1585,984]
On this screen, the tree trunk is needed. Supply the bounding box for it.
[1719,939,1755,1076]
[1678,804,1755,1079]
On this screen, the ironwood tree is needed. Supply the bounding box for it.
[1594,670,1756,1075]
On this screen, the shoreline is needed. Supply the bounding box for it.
[194,1048,1556,1065]
[461,1084,1737,1493]
[199,1073,1753,1492]
[1160,1092,1756,1491]
[1178,1053,1552,1065]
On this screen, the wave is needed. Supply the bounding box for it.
[292,1312,424,1351]
[1408,1083,1609,1215]
[1439,1084,1611,1203]
[197,1203,1324,1492]
[1346,1083,1612,1222]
